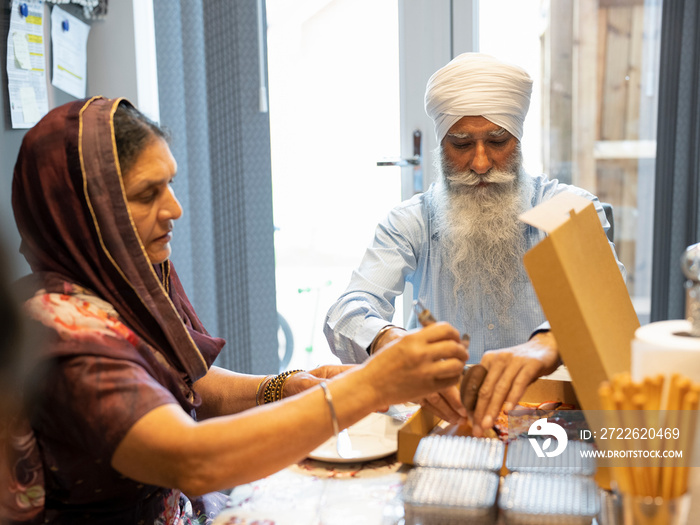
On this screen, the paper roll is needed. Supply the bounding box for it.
[631,320,700,384]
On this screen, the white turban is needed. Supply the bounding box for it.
[424,53,533,143]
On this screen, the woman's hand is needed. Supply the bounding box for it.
[113,323,466,495]
[371,326,470,423]
[360,322,469,408]
[417,384,467,425]
[283,365,354,398]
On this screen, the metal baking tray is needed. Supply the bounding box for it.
[499,471,600,524]
[403,467,500,525]
[413,434,505,471]
[505,437,597,476]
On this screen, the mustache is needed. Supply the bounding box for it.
[437,143,523,190]
[444,168,516,188]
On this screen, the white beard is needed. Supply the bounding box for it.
[432,147,534,325]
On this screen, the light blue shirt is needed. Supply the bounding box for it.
[324,174,625,364]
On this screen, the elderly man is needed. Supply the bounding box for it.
[324,53,624,436]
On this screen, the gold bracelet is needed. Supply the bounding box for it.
[255,375,272,406]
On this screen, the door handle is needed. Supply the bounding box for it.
[376,157,420,167]
[376,130,423,193]
[376,129,422,166]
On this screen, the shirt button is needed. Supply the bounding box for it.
[487,323,495,330]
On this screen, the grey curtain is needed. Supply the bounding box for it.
[152,0,278,374]
[651,0,700,322]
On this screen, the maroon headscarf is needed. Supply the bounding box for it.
[12,97,223,382]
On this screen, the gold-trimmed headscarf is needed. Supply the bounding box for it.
[12,97,220,383]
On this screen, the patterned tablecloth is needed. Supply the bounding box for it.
[212,455,409,525]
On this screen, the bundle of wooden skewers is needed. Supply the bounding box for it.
[598,372,699,501]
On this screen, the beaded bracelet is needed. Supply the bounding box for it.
[279,370,301,399]
[263,369,304,404]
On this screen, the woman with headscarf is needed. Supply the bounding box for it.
[5,97,468,524]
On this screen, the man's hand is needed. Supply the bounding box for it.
[370,326,407,354]
[471,331,560,437]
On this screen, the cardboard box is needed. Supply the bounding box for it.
[397,366,577,465]
[519,193,640,412]
[396,406,441,464]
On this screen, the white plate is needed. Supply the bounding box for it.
[308,411,405,463]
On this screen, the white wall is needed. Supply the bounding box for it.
[86,0,158,119]
[1,0,158,278]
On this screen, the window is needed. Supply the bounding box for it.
[267,0,401,368]
[267,0,662,370]
[481,0,662,324]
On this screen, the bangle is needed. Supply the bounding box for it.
[255,375,272,406]
[263,369,304,404]
[279,370,302,399]
[368,324,402,355]
[319,381,339,438]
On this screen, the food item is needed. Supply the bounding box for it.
[433,399,580,444]
[460,364,487,415]
[493,401,578,442]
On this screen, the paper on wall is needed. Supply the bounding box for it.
[51,5,90,98]
[12,31,32,69]
[6,0,49,128]
[19,85,40,123]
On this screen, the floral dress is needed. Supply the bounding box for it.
[2,284,227,524]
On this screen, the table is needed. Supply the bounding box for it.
[212,455,408,525]
[212,456,700,525]
[211,400,700,525]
